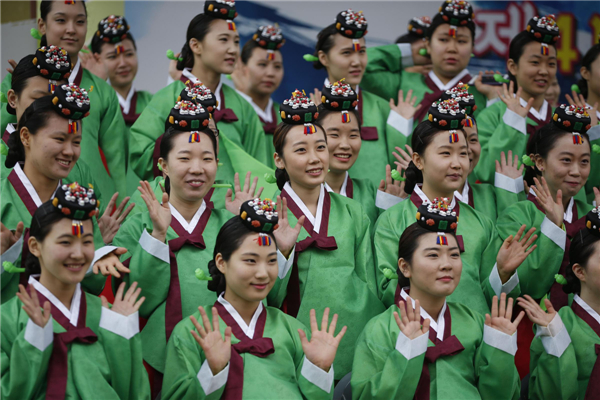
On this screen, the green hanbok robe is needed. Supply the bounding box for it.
[0,276,150,400]
[324,172,380,230]
[373,185,513,315]
[584,123,600,204]
[267,182,385,379]
[162,296,334,400]
[0,163,109,303]
[1,61,129,202]
[351,290,520,400]
[529,295,600,400]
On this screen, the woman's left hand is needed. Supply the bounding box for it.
[495,150,524,180]
[485,293,524,335]
[566,90,598,127]
[102,281,145,316]
[225,172,264,215]
[97,192,135,245]
[379,165,408,199]
[273,196,305,259]
[473,70,502,101]
[298,308,347,372]
[496,224,538,283]
[79,46,108,80]
[92,248,130,278]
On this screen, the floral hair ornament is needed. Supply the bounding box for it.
[440,82,476,114]
[50,84,90,134]
[551,104,592,145]
[178,81,218,113]
[51,182,99,237]
[320,78,358,124]
[437,0,474,38]
[427,99,468,143]
[280,89,319,134]
[204,0,238,31]
[166,100,211,143]
[335,9,368,52]
[240,198,279,247]
[253,24,285,61]
[408,16,432,37]
[96,15,130,55]
[525,15,560,56]
[415,197,458,246]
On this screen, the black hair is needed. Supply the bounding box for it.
[6,55,40,116]
[241,40,260,64]
[315,106,362,130]
[564,230,600,294]
[397,222,458,288]
[523,123,591,187]
[90,32,137,55]
[507,31,557,92]
[426,14,476,42]
[395,32,422,44]
[6,96,65,169]
[207,215,277,294]
[272,122,326,190]
[24,201,68,275]
[575,43,600,99]
[404,120,467,194]
[159,126,218,194]
[39,1,88,47]
[310,24,339,70]
[177,13,219,71]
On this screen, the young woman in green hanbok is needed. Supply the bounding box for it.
[162,199,346,399]
[1,184,150,400]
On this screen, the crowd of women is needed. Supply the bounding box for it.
[1,0,600,399]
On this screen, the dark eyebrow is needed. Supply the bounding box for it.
[57,232,93,239]
[177,150,192,154]
[241,252,259,257]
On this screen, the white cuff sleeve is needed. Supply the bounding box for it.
[24,317,54,352]
[396,43,414,67]
[376,190,405,210]
[1,236,23,268]
[486,97,501,108]
[197,360,229,395]
[387,110,413,137]
[99,308,140,339]
[535,313,571,357]
[395,329,429,360]
[483,325,518,356]
[277,246,295,279]
[541,216,567,251]
[88,245,118,274]
[502,108,527,135]
[494,173,524,194]
[587,125,600,141]
[139,229,170,263]
[489,263,520,297]
[301,356,334,393]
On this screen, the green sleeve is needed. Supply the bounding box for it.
[585,131,600,203]
[373,208,401,306]
[494,185,526,217]
[362,45,405,103]
[0,74,17,135]
[1,302,53,400]
[354,206,379,298]
[94,78,129,201]
[98,316,151,400]
[474,339,520,399]
[239,104,269,166]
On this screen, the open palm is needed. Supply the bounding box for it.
[299,308,346,372]
[190,306,232,375]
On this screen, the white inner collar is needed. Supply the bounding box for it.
[586,103,600,120]
[428,69,469,91]
[68,60,81,85]
[218,293,264,339]
[283,182,325,234]
[235,90,273,122]
[528,187,574,223]
[168,201,207,234]
[116,86,136,114]
[13,163,60,208]
[28,275,82,327]
[413,184,457,210]
[5,123,15,135]
[182,68,223,110]
[573,295,600,328]
[400,288,447,341]
[324,172,349,198]
[323,77,360,110]
[520,97,549,121]
[454,181,470,205]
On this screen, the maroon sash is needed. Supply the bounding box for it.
[2,124,13,145]
[28,286,98,400]
[214,301,274,399]
[120,91,140,125]
[526,106,553,136]
[152,135,163,178]
[71,64,83,86]
[409,190,465,252]
[414,74,472,122]
[357,91,378,140]
[571,300,600,400]
[164,208,212,342]
[346,176,354,199]
[527,193,585,309]
[261,105,278,135]
[178,75,238,123]
[280,189,338,317]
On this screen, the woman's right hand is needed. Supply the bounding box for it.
[190,306,232,376]
[517,295,556,327]
[394,297,429,339]
[498,81,534,118]
[532,177,564,228]
[389,89,421,120]
[1,221,24,255]
[16,284,51,328]
[138,181,171,242]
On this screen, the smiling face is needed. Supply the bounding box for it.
[536,134,591,199]
[399,231,462,298]
[193,19,240,75]
[30,218,95,287]
[321,111,361,173]
[274,125,329,191]
[160,131,218,204]
[426,25,472,79]
[7,76,67,121]
[319,34,367,87]
[243,47,283,97]
[508,41,557,97]
[98,39,138,90]
[23,113,82,180]
[464,124,480,174]
[218,233,278,303]
[414,130,469,195]
[545,75,561,107]
[38,2,87,57]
